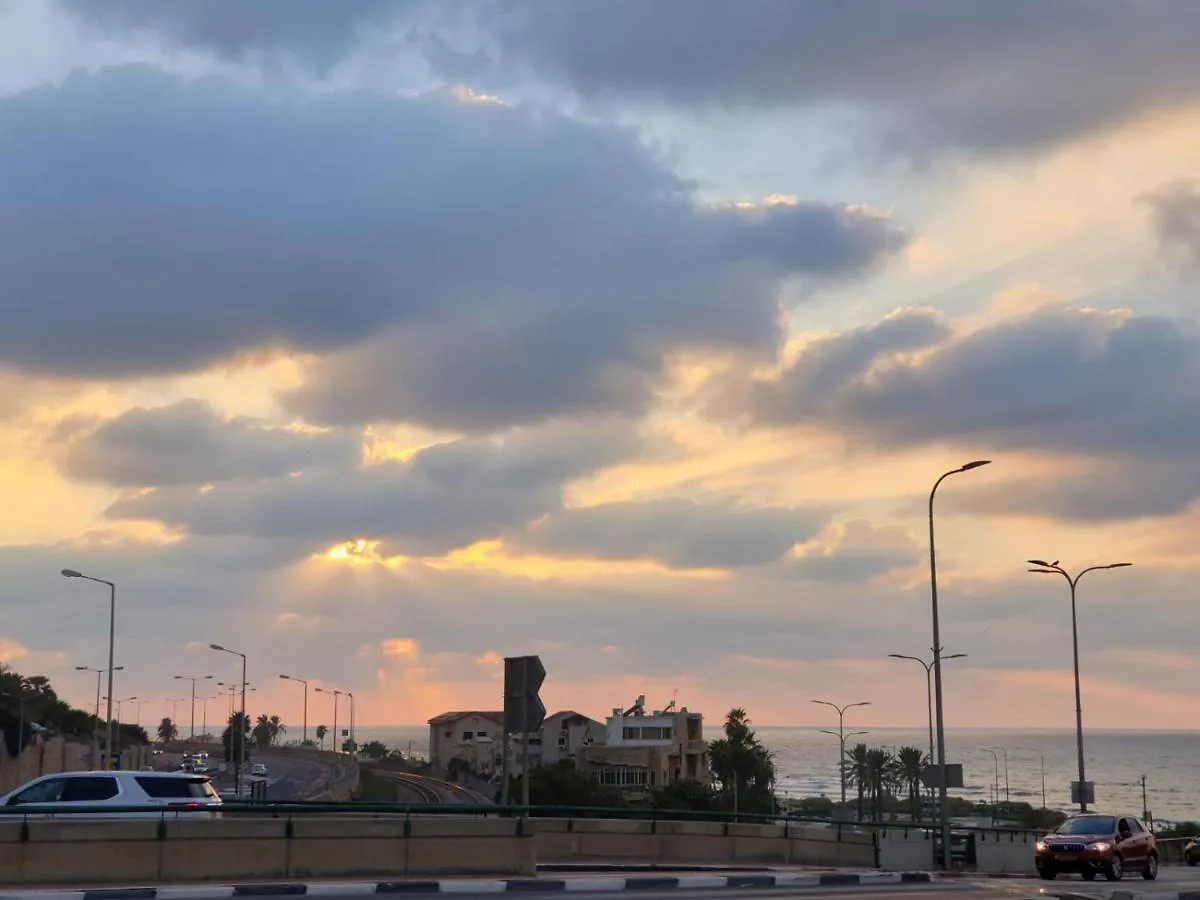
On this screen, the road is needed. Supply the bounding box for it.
[373,768,492,804]
[1038,863,1200,897]
[152,750,335,800]
[284,885,1028,900]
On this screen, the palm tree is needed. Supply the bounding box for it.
[896,746,925,821]
[865,747,900,822]
[157,717,178,743]
[845,743,870,821]
[268,714,286,745]
[316,724,327,750]
[708,708,776,816]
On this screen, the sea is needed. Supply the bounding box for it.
[347,725,1200,825]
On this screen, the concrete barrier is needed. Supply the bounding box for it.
[0,816,535,886]
[877,826,1040,874]
[535,818,875,868]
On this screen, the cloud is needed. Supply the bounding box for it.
[52,2,1200,160]
[0,66,905,431]
[103,418,644,555]
[1147,180,1200,270]
[480,0,1200,157]
[788,520,920,582]
[737,304,1200,461]
[55,399,358,487]
[513,498,824,570]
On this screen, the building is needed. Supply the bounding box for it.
[427,709,604,776]
[575,695,708,794]
[427,711,503,772]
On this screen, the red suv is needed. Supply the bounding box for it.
[1035,813,1158,881]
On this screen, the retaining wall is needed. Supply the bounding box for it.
[0,816,536,886]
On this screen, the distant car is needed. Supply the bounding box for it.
[151,748,164,755]
[0,771,223,818]
[1183,838,1200,866]
[250,763,267,777]
[1035,813,1158,881]
[191,762,209,774]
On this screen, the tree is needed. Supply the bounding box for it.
[0,665,94,757]
[268,715,286,745]
[503,761,612,807]
[360,740,389,759]
[251,713,287,748]
[157,718,178,743]
[845,743,870,821]
[222,712,251,762]
[896,746,925,821]
[652,778,720,812]
[315,724,328,749]
[708,708,776,815]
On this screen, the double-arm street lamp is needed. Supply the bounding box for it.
[1027,559,1132,812]
[61,569,117,767]
[75,664,124,753]
[928,460,991,869]
[104,695,137,727]
[811,699,870,807]
[888,651,967,781]
[279,674,309,744]
[210,644,247,792]
[174,674,213,740]
[316,687,343,753]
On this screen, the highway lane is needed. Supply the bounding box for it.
[1037,863,1200,897]
[286,884,1030,900]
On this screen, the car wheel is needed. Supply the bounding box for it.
[1037,867,1057,881]
[1105,855,1124,881]
[1143,852,1159,881]
[1188,852,1198,867]
[1081,869,1097,881]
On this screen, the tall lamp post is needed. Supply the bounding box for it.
[75,665,124,761]
[210,644,247,793]
[996,747,1009,804]
[174,674,213,740]
[61,569,117,767]
[987,749,1000,807]
[811,699,870,808]
[316,687,342,753]
[928,460,991,868]
[346,690,356,752]
[1027,559,1131,812]
[199,695,218,740]
[279,675,309,744]
[888,651,966,802]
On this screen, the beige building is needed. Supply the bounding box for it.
[427,709,604,776]
[575,697,708,794]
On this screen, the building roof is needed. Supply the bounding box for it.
[427,710,503,726]
[546,710,598,723]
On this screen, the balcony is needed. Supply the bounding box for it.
[683,739,706,752]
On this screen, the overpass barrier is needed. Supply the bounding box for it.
[0,816,535,887]
[536,817,874,868]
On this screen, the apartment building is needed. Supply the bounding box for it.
[427,709,604,776]
[575,696,708,793]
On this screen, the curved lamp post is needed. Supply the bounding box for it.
[279,674,309,744]
[928,459,991,869]
[62,569,117,767]
[811,699,870,809]
[210,644,247,793]
[1027,559,1131,811]
[174,675,213,740]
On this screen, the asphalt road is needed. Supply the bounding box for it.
[1039,863,1200,897]
[302,885,1029,900]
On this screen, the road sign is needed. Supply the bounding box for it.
[1071,781,1095,805]
[503,655,546,734]
[920,763,963,789]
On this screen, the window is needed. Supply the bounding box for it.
[136,777,217,799]
[622,727,638,740]
[8,778,67,805]
[60,776,119,802]
[477,731,488,737]
[1129,819,1145,834]
[594,766,650,788]
[463,731,474,739]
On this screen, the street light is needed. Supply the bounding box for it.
[928,459,991,869]
[887,652,967,785]
[75,665,124,754]
[174,674,213,740]
[987,749,1000,807]
[315,688,343,754]
[811,699,870,809]
[996,747,1009,804]
[210,644,248,793]
[1027,559,1132,812]
[279,675,309,744]
[199,695,219,740]
[132,698,151,728]
[62,568,118,767]
[346,690,355,752]
[104,695,138,727]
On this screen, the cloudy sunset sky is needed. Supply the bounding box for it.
[3,0,1200,733]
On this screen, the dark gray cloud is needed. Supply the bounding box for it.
[1147,181,1200,269]
[55,0,432,67]
[104,418,643,555]
[0,66,904,430]
[52,1,1200,158]
[741,305,1200,461]
[56,399,358,487]
[485,0,1200,157]
[513,498,824,569]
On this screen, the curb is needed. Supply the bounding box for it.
[935,872,1034,879]
[0,872,935,899]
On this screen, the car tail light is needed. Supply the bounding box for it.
[168,802,205,810]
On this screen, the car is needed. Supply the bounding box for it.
[250,763,267,777]
[1184,837,1200,866]
[0,771,223,818]
[1035,813,1158,882]
[191,762,210,774]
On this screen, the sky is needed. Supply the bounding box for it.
[2,0,1200,734]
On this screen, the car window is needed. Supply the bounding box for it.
[59,776,119,802]
[8,778,67,805]
[1129,819,1145,833]
[1056,815,1116,834]
[135,776,216,799]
